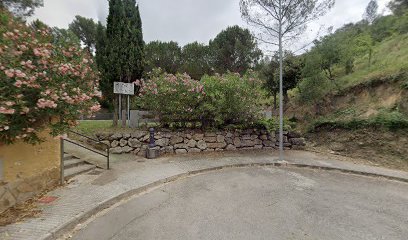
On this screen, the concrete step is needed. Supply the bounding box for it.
[64,159,85,169]
[64,164,96,179]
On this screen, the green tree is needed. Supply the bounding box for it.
[101,0,145,126]
[180,42,212,80]
[209,25,262,74]
[261,52,303,110]
[69,15,98,53]
[388,0,408,16]
[355,31,374,67]
[145,41,182,74]
[0,0,42,17]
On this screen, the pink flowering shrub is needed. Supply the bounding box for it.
[137,69,266,128]
[137,69,205,125]
[0,10,101,144]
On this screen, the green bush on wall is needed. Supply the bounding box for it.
[137,69,267,129]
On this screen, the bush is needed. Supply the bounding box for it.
[0,10,101,144]
[200,72,266,127]
[137,69,205,126]
[137,70,266,128]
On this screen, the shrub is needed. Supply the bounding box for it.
[0,10,101,144]
[137,69,205,126]
[200,72,266,127]
[136,70,266,128]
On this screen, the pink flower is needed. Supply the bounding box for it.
[14,80,23,87]
[5,69,14,78]
[0,107,15,114]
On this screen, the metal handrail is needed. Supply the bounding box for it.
[65,130,110,170]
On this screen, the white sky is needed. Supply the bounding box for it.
[30,0,392,51]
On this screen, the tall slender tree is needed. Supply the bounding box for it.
[69,15,98,53]
[240,0,334,160]
[99,0,144,126]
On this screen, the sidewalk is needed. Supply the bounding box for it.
[1,150,407,240]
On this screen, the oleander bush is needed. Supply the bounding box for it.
[0,9,101,144]
[137,69,266,128]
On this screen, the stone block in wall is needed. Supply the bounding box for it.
[207,142,227,149]
[204,149,215,152]
[241,139,256,147]
[225,145,237,151]
[132,131,147,139]
[120,139,128,147]
[263,140,275,147]
[122,146,133,153]
[111,140,119,148]
[197,140,207,150]
[185,134,192,140]
[250,135,258,140]
[175,149,188,154]
[260,135,268,141]
[216,135,225,143]
[123,133,131,140]
[141,134,150,143]
[187,139,197,148]
[204,132,217,137]
[233,137,242,148]
[174,143,188,149]
[254,145,263,149]
[170,136,184,145]
[193,134,204,141]
[290,138,306,146]
[161,146,174,154]
[275,135,289,143]
[226,132,233,138]
[188,148,201,153]
[225,137,233,145]
[110,147,123,154]
[110,133,123,140]
[128,138,143,148]
[288,131,302,138]
[241,135,252,140]
[156,138,170,147]
[204,136,217,143]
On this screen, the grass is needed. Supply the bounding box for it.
[309,109,408,132]
[335,34,408,89]
[73,120,114,135]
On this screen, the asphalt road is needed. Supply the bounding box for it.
[72,167,408,240]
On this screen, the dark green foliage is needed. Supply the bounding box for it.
[260,51,303,108]
[0,0,42,17]
[388,0,408,16]
[145,41,182,74]
[209,25,262,75]
[96,0,145,122]
[69,15,98,53]
[180,42,212,80]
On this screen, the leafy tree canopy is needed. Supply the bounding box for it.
[0,0,42,17]
[69,15,98,53]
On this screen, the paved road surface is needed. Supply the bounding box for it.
[72,167,408,240]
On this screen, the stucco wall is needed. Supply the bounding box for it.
[0,131,61,213]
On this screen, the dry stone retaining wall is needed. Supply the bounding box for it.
[95,129,306,157]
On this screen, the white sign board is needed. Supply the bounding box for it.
[114,82,134,95]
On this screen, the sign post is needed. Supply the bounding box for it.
[114,82,135,127]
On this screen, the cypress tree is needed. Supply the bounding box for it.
[98,0,145,126]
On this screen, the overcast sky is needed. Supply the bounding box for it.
[30,0,392,51]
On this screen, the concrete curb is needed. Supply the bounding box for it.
[46,161,408,240]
